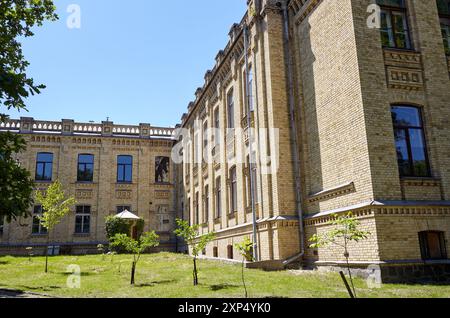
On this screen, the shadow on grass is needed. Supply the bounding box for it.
[56,271,96,277]
[209,283,240,291]
[16,285,61,292]
[135,279,177,288]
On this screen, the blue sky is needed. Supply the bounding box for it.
[4,0,247,127]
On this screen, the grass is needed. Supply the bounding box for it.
[0,253,449,298]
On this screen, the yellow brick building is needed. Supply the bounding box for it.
[179,0,450,282]
[0,118,178,255]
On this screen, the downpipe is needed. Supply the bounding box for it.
[278,1,305,267]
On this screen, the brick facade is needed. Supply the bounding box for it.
[0,118,178,255]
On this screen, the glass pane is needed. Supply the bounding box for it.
[394,129,411,176]
[35,163,44,180]
[43,163,53,180]
[380,11,395,47]
[118,156,132,165]
[437,0,450,15]
[409,129,430,176]
[377,0,405,7]
[84,216,90,233]
[37,153,53,163]
[392,106,422,127]
[79,154,94,164]
[393,12,410,49]
[125,165,132,182]
[118,166,124,181]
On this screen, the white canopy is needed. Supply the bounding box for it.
[115,210,141,220]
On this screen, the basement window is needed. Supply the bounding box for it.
[419,231,448,260]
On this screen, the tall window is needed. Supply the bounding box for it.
[215,177,222,219]
[213,107,220,147]
[117,206,131,214]
[378,0,412,49]
[32,205,47,235]
[195,192,199,225]
[35,153,53,181]
[392,106,431,177]
[227,89,235,129]
[246,154,259,207]
[187,198,191,225]
[246,67,254,112]
[77,154,94,182]
[204,185,209,223]
[117,155,133,183]
[202,122,208,163]
[75,206,91,234]
[419,231,447,260]
[437,0,450,55]
[229,166,237,214]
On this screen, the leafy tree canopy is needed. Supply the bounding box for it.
[0,131,34,221]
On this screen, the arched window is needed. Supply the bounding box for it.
[391,106,431,177]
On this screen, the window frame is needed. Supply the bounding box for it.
[438,0,450,55]
[227,88,235,129]
[117,155,133,183]
[35,152,53,182]
[116,205,132,214]
[215,177,222,219]
[229,166,237,215]
[391,105,431,178]
[0,216,4,236]
[77,154,94,182]
[419,231,448,260]
[378,1,413,50]
[32,205,48,235]
[75,205,91,234]
[204,185,209,223]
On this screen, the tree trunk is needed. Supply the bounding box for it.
[344,250,357,298]
[193,257,198,286]
[242,258,248,298]
[45,236,50,273]
[130,261,136,285]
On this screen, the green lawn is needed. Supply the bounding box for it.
[0,253,449,298]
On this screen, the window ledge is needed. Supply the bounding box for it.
[73,233,91,237]
[400,177,441,187]
[228,212,237,219]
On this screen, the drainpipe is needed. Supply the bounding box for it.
[278,0,305,267]
[244,23,259,263]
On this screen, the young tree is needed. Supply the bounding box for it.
[109,231,160,285]
[35,180,76,273]
[0,132,34,221]
[309,213,370,298]
[0,0,58,221]
[235,237,254,298]
[174,219,215,286]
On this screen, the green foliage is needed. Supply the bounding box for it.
[110,232,160,257]
[109,231,160,285]
[0,132,34,221]
[35,180,76,232]
[105,216,131,239]
[174,219,215,257]
[235,237,254,262]
[309,212,370,298]
[105,217,145,240]
[174,219,215,286]
[0,0,58,115]
[309,213,370,250]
